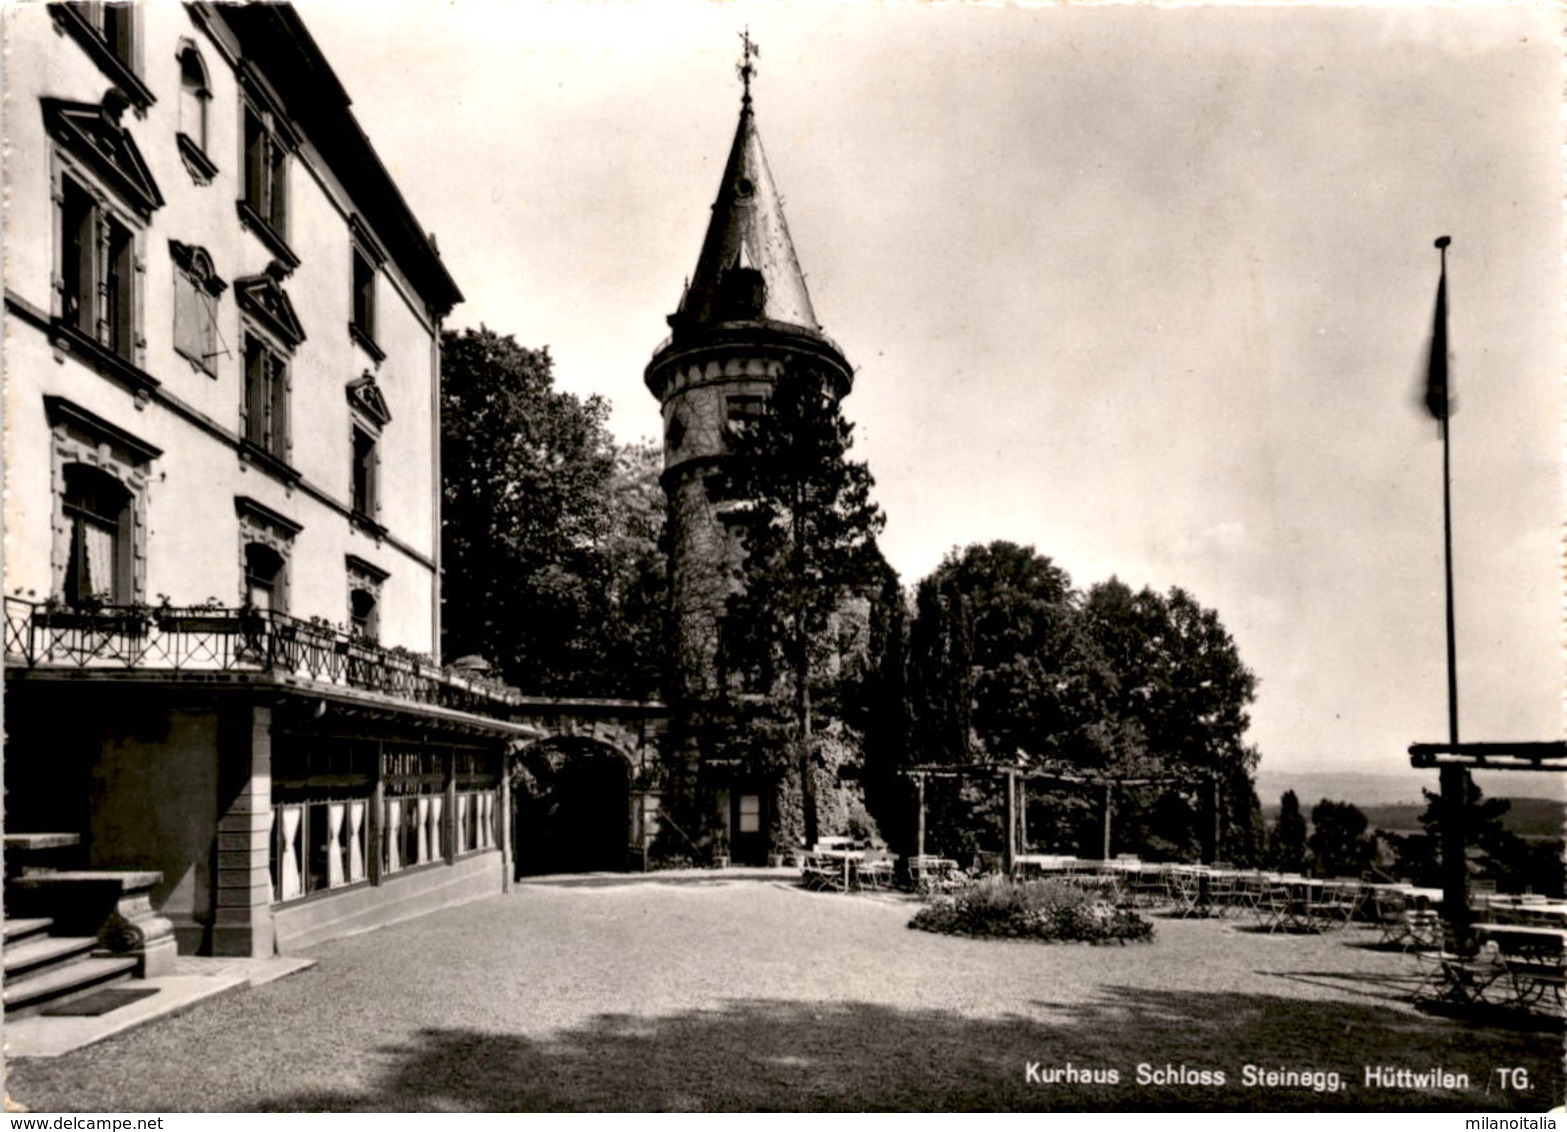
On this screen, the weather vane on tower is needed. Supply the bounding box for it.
[738,28,759,107]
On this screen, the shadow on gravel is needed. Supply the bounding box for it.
[255,986,1562,1112]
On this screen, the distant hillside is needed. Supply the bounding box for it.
[1255,769,1562,840]
[1255,768,1564,812]
[1255,770,1432,808]
[1357,798,1563,840]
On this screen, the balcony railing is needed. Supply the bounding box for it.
[3,597,522,716]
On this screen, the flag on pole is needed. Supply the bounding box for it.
[1426,236,1451,420]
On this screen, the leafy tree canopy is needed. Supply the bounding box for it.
[1268,789,1309,872]
[440,326,665,697]
[1307,798,1375,878]
[904,544,1262,862]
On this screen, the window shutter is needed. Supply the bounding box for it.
[278,358,292,461]
[241,338,258,443]
[107,220,134,359]
[371,435,381,520]
[244,111,264,212]
[68,196,96,334]
[269,138,288,233]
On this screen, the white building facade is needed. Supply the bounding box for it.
[4,3,529,967]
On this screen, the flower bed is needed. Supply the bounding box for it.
[909,875,1155,944]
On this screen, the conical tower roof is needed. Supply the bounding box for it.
[671,101,819,335]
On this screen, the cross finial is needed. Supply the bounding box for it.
[737,28,759,107]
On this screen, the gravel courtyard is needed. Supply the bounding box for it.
[6,874,1561,1112]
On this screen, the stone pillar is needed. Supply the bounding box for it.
[211,703,275,957]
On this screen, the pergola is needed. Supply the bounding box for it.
[1407,740,1567,949]
[903,763,1222,873]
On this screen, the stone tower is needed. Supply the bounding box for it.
[645,49,854,861]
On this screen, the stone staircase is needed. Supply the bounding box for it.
[3,834,174,1018]
[3,915,138,1017]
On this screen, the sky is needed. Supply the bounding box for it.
[297,0,1561,789]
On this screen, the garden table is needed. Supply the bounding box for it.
[1485,900,1567,926]
[1470,923,1566,1015]
[815,849,864,891]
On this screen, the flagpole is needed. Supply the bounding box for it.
[1431,234,1469,949]
[1436,236,1458,749]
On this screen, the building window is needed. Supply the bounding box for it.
[738,793,761,835]
[235,496,299,613]
[242,332,289,460]
[382,745,447,874]
[46,397,159,606]
[351,425,378,520]
[352,247,376,343]
[49,4,152,110]
[243,542,284,612]
[45,96,160,381]
[270,738,376,902]
[173,42,218,183]
[71,3,133,66]
[60,175,136,362]
[61,464,131,607]
[346,555,387,642]
[726,394,767,425]
[349,588,378,641]
[177,45,209,150]
[346,372,391,528]
[242,102,288,242]
[171,241,225,374]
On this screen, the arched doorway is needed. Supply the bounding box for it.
[513,738,632,876]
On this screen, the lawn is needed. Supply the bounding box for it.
[6,874,1561,1111]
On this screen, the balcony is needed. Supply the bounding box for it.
[2,597,521,716]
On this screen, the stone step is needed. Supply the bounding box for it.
[3,933,97,977]
[3,956,138,1013]
[6,868,176,978]
[3,833,82,852]
[3,917,54,943]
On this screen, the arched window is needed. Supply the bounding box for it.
[177,43,210,153]
[62,463,131,607]
[244,542,285,612]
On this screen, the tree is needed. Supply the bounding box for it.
[717,364,887,847]
[915,542,1093,765]
[904,543,1098,859]
[904,549,1263,862]
[1308,799,1375,878]
[1413,777,1558,893]
[440,326,666,697]
[1417,776,1513,858]
[905,574,974,767]
[1268,790,1308,872]
[597,440,670,697]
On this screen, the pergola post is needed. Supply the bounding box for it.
[1439,763,1470,951]
[1018,776,1028,854]
[1002,768,1017,875]
[1100,781,1113,860]
[915,773,926,862]
[1211,773,1223,865]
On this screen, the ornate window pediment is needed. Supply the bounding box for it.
[42,96,163,220]
[234,266,305,351]
[170,240,226,295]
[346,372,392,428]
